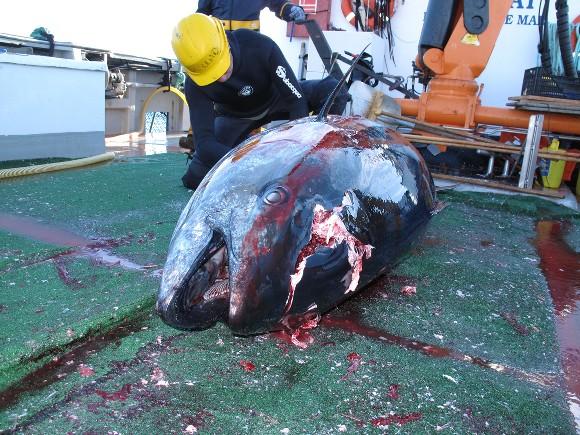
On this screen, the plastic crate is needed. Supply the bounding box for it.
[521,67,580,100]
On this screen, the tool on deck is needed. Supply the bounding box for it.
[300,19,418,99]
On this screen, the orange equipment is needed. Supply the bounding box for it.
[341,0,375,30]
[341,0,397,31]
[398,0,580,136]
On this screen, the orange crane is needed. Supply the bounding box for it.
[398,0,580,136]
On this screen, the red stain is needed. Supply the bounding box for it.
[54,258,85,290]
[78,364,95,377]
[534,221,580,315]
[95,383,132,401]
[371,412,422,427]
[0,213,148,278]
[0,212,93,247]
[290,329,315,349]
[500,312,530,336]
[275,342,290,354]
[357,274,418,301]
[423,236,444,247]
[342,352,363,380]
[0,318,146,411]
[319,311,556,388]
[346,352,361,362]
[320,341,336,347]
[534,220,580,409]
[272,312,320,349]
[270,330,294,346]
[387,384,400,400]
[239,360,256,372]
[86,401,107,414]
[270,327,314,350]
[314,131,354,150]
[182,410,215,430]
[321,314,453,359]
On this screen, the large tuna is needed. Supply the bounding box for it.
[156,113,437,335]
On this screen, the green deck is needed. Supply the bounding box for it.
[0,153,578,433]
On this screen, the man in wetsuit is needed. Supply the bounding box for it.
[172,13,349,189]
[197,0,306,31]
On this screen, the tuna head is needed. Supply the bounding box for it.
[157,119,360,335]
[156,116,435,336]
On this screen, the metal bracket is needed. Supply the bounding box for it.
[518,114,544,189]
[463,0,489,35]
[334,53,418,99]
[302,19,418,99]
[302,20,344,80]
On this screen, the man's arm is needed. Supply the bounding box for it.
[185,79,233,166]
[268,44,308,120]
[196,0,213,15]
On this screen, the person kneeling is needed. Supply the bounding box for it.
[171,13,349,189]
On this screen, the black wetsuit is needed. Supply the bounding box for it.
[182,29,349,189]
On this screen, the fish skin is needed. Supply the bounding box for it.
[157,115,436,335]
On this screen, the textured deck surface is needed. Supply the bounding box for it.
[0,153,578,433]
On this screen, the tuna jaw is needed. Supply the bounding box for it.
[157,233,231,330]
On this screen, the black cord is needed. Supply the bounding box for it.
[538,0,552,72]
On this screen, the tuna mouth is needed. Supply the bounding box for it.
[158,231,231,330]
[185,242,230,306]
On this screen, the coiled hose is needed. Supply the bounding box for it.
[555,0,578,78]
[0,152,115,180]
[539,0,552,71]
[548,22,580,76]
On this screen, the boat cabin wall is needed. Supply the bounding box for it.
[0,53,107,161]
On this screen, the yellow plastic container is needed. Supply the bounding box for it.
[540,138,566,189]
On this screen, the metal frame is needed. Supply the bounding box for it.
[518,114,545,189]
[301,20,419,99]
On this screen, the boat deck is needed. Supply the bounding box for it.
[0,138,578,433]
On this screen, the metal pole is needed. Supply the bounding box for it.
[518,114,544,189]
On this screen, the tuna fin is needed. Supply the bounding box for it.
[316,44,371,122]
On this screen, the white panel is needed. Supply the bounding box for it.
[0,53,106,135]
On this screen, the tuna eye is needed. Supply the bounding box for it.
[264,187,287,205]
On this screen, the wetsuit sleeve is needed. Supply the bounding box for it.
[268,44,308,120]
[185,79,233,166]
[196,0,213,15]
[267,0,294,21]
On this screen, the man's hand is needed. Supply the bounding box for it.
[288,5,306,22]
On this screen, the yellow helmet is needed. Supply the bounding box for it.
[171,13,231,86]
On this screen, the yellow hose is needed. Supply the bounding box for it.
[0,152,115,180]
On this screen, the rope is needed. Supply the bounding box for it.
[0,152,115,180]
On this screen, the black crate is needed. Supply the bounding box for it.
[521,67,580,100]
